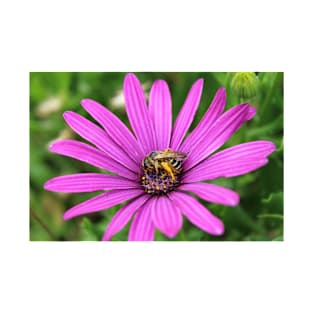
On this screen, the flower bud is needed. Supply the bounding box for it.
[230,72,259,99]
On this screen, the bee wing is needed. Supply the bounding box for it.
[153,152,173,160]
[153,151,187,160]
[175,152,187,160]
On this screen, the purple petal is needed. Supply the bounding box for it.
[247,106,257,120]
[169,191,224,236]
[63,111,138,171]
[49,140,138,180]
[184,159,269,182]
[128,199,155,241]
[206,140,275,163]
[180,87,226,152]
[102,195,149,241]
[44,173,138,193]
[124,73,156,154]
[184,103,255,171]
[149,80,172,150]
[170,78,204,150]
[81,99,144,163]
[183,141,275,182]
[150,196,183,238]
[63,189,144,220]
[179,183,239,206]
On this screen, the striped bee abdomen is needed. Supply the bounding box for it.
[169,158,182,171]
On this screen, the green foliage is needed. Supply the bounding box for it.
[29,72,284,241]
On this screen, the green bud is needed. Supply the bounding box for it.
[230,72,259,99]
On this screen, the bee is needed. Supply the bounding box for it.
[142,148,187,181]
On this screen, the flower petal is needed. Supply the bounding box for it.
[49,140,138,180]
[184,159,269,182]
[81,98,144,163]
[180,87,226,152]
[150,196,182,238]
[63,111,138,171]
[169,191,224,236]
[128,199,154,241]
[184,103,255,171]
[205,140,276,162]
[44,173,138,193]
[170,78,204,150]
[179,183,239,206]
[149,80,172,150]
[247,106,257,120]
[124,73,156,154]
[102,195,150,241]
[63,189,144,220]
[183,141,275,182]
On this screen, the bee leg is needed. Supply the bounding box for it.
[161,161,175,181]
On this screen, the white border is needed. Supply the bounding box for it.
[2,1,313,312]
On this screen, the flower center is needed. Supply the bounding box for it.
[141,148,187,195]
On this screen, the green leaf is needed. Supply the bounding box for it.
[262,191,284,211]
[223,206,263,233]
[247,115,283,138]
[276,137,284,153]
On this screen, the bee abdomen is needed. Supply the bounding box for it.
[169,159,182,171]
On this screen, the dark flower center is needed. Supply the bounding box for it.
[141,148,187,195]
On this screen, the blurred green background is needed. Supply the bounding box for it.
[30,72,283,241]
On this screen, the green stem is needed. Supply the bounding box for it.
[257,214,284,220]
[30,208,57,241]
[259,72,283,120]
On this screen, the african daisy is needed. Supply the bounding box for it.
[44,73,275,241]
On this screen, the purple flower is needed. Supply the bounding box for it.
[44,73,275,241]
